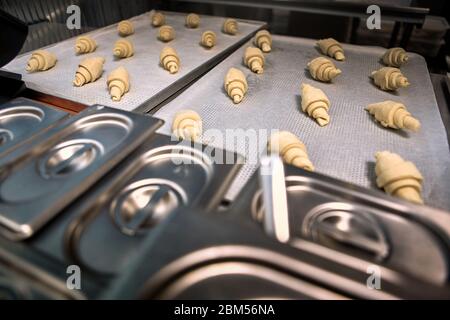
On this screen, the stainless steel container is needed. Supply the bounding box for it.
[0,105,163,240]
[0,98,68,157]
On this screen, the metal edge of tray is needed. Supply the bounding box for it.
[0,106,164,241]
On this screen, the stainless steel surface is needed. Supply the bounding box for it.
[3,11,265,112]
[0,105,162,240]
[153,35,450,210]
[302,205,390,260]
[64,134,242,275]
[259,155,289,243]
[151,261,349,300]
[138,245,395,300]
[0,246,84,300]
[244,167,450,286]
[0,98,68,157]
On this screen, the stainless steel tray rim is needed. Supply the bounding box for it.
[0,106,44,122]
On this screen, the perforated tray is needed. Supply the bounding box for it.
[153,35,450,210]
[2,11,265,112]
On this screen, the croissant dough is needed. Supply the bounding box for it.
[224,68,248,104]
[307,57,341,82]
[158,25,175,42]
[201,31,216,48]
[382,47,408,67]
[317,38,345,61]
[113,39,134,59]
[186,13,200,28]
[366,101,420,132]
[107,66,130,101]
[254,30,272,53]
[244,47,265,74]
[118,20,134,37]
[375,151,424,204]
[172,110,202,141]
[223,18,238,35]
[160,47,180,74]
[268,131,314,171]
[300,83,331,127]
[151,11,165,27]
[26,50,57,72]
[371,67,410,91]
[75,36,97,54]
[73,56,105,87]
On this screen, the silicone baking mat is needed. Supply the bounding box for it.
[2,11,265,112]
[153,35,450,210]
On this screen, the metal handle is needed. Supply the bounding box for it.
[125,185,171,234]
[47,143,93,176]
[259,155,290,243]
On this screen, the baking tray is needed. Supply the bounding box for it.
[2,11,265,113]
[0,105,162,240]
[230,163,450,287]
[0,98,68,157]
[153,35,450,210]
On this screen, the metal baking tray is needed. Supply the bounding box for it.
[153,35,450,210]
[0,105,163,240]
[29,134,241,276]
[229,164,450,288]
[2,11,265,113]
[0,98,68,157]
[104,204,450,299]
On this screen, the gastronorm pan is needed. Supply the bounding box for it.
[62,134,242,275]
[0,105,162,240]
[0,98,68,157]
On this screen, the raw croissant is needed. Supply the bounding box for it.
[172,110,202,141]
[254,30,272,53]
[268,131,314,171]
[151,11,165,27]
[113,39,134,59]
[160,47,180,74]
[26,50,57,72]
[186,13,200,28]
[371,67,409,91]
[75,36,97,54]
[382,47,408,67]
[118,20,134,37]
[73,56,105,87]
[366,100,420,132]
[107,66,130,101]
[244,47,265,74]
[223,18,238,35]
[300,83,331,127]
[158,25,175,42]
[375,151,423,204]
[224,68,248,104]
[317,38,345,61]
[201,31,216,48]
[307,57,341,82]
